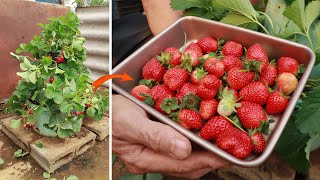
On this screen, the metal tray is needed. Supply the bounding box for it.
[112,16,315,167]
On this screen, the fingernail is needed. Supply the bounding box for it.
[170,138,190,159]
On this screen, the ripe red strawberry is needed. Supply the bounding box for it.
[197,83,219,100]
[259,62,277,86]
[277,57,299,75]
[246,43,268,72]
[131,85,151,101]
[142,57,166,82]
[179,121,191,129]
[155,96,179,115]
[150,84,174,102]
[164,47,182,66]
[190,68,207,84]
[86,103,92,108]
[266,91,289,114]
[222,41,243,57]
[251,132,266,154]
[29,109,33,115]
[216,127,253,159]
[178,109,203,129]
[197,74,221,99]
[199,99,218,120]
[183,42,203,67]
[227,67,255,90]
[163,67,189,91]
[176,83,197,102]
[200,116,233,140]
[204,58,225,77]
[49,77,54,83]
[276,72,298,95]
[222,56,242,72]
[74,111,80,116]
[197,36,219,53]
[56,56,65,63]
[237,101,267,129]
[239,81,269,105]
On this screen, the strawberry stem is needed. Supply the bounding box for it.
[221,115,246,132]
[181,32,187,52]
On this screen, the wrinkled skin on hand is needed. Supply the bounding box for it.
[112,95,229,179]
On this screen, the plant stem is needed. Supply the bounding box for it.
[259,11,275,35]
[221,115,246,132]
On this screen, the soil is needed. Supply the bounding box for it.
[0,104,109,180]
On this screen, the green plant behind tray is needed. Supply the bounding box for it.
[6,12,109,138]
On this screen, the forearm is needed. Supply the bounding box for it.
[141,0,183,35]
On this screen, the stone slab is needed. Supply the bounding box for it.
[1,116,42,151]
[30,128,96,173]
[83,114,109,141]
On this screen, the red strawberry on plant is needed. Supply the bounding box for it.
[227,67,255,90]
[164,47,181,66]
[246,43,268,72]
[190,68,207,84]
[250,132,266,154]
[277,57,299,75]
[29,109,33,115]
[197,36,219,53]
[276,72,298,95]
[56,55,65,63]
[266,91,289,114]
[150,84,174,102]
[131,84,151,101]
[86,104,92,108]
[176,82,197,102]
[259,61,277,86]
[239,81,269,105]
[222,56,242,72]
[49,77,54,83]
[142,57,166,82]
[163,67,189,91]
[155,96,179,115]
[178,109,203,129]
[200,116,233,140]
[199,99,218,120]
[182,42,203,68]
[237,101,267,129]
[204,57,225,77]
[222,41,243,57]
[216,127,253,159]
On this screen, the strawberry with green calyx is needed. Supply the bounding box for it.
[131,84,151,101]
[156,51,172,66]
[176,83,197,102]
[222,41,243,57]
[190,68,208,84]
[237,101,267,129]
[227,67,255,90]
[256,119,275,136]
[142,57,166,82]
[249,130,266,154]
[180,54,193,72]
[246,43,268,72]
[150,84,174,102]
[183,42,203,68]
[204,57,225,77]
[142,94,155,107]
[239,81,269,105]
[259,60,277,86]
[216,127,252,159]
[277,57,299,75]
[139,79,156,88]
[242,59,264,73]
[276,72,298,95]
[197,74,221,99]
[157,96,180,114]
[217,87,241,117]
[266,91,289,115]
[200,116,233,140]
[177,109,203,130]
[180,93,201,111]
[164,47,182,66]
[197,36,219,53]
[200,99,218,120]
[163,67,189,91]
[222,56,242,72]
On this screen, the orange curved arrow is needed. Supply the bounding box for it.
[92,72,133,92]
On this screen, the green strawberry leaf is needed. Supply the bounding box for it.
[180,93,201,110]
[180,54,193,72]
[142,94,155,107]
[213,0,259,20]
[139,79,155,88]
[221,12,254,26]
[157,51,171,66]
[160,98,180,114]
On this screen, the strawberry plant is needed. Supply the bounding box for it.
[5,12,109,138]
[171,0,320,173]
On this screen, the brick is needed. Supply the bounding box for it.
[30,128,96,173]
[83,114,109,141]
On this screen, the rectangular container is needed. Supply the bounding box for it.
[112,16,315,167]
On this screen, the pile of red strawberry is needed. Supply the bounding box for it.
[131,36,303,159]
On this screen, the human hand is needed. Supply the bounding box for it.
[112,95,229,179]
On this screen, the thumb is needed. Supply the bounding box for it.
[140,119,192,160]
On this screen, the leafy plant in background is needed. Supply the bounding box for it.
[171,0,320,174]
[6,12,109,138]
